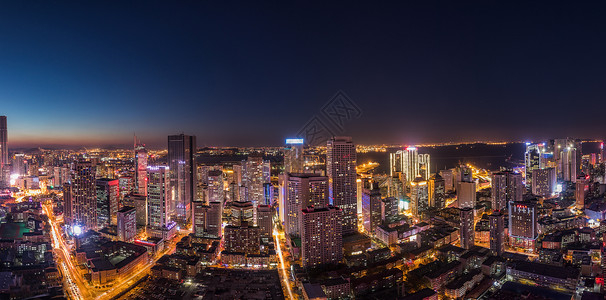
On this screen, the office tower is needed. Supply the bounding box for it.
[525,143,543,191]
[381,197,398,221]
[11,153,26,176]
[509,201,538,250]
[0,116,7,187]
[147,166,172,237]
[193,200,222,238]
[428,173,445,208]
[301,206,343,269]
[507,172,524,203]
[601,141,605,164]
[326,136,357,234]
[72,161,97,230]
[284,138,304,173]
[285,173,328,237]
[243,154,268,206]
[489,211,505,256]
[207,170,224,203]
[410,177,429,217]
[168,134,197,225]
[224,222,260,254]
[362,185,382,235]
[134,138,148,196]
[96,178,120,228]
[491,171,523,211]
[459,207,474,249]
[440,169,454,192]
[576,174,589,210]
[263,182,274,205]
[119,176,134,200]
[230,200,255,226]
[457,181,476,209]
[555,138,582,182]
[63,183,74,226]
[491,172,507,211]
[124,194,147,227]
[257,204,273,240]
[532,167,556,197]
[117,206,137,242]
[389,147,431,181]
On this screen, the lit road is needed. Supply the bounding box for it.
[273,227,295,300]
[44,196,185,300]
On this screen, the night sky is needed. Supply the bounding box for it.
[2,2,606,148]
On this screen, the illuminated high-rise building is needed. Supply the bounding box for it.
[63,182,74,226]
[389,147,431,182]
[224,222,260,255]
[489,211,505,256]
[327,136,357,234]
[243,154,268,216]
[168,134,197,225]
[509,200,538,250]
[207,170,224,203]
[285,173,328,237]
[459,207,474,249]
[72,161,97,230]
[124,193,147,227]
[428,173,445,208]
[147,166,175,239]
[410,177,429,217]
[532,167,556,197]
[554,138,582,182]
[301,205,343,269]
[117,206,136,242]
[193,200,222,238]
[257,204,273,241]
[576,174,589,210]
[230,200,255,226]
[0,116,7,187]
[134,137,148,196]
[457,181,476,209]
[96,178,120,228]
[362,185,382,235]
[284,138,304,174]
[525,143,543,190]
[491,170,523,211]
[440,169,454,192]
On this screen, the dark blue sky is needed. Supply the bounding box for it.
[2,1,606,148]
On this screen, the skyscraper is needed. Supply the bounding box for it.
[532,167,556,197]
[285,173,328,237]
[389,147,431,181]
[410,177,429,217]
[63,182,73,226]
[489,211,505,256]
[147,166,174,239]
[554,138,582,182]
[524,143,543,191]
[207,170,224,203]
[284,138,304,173]
[301,206,343,269]
[428,173,445,208]
[576,174,589,210]
[117,206,137,242]
[457,181,476,209]
[243,154,267,206]
[134,137,148,196]
[491,170,523,211]
[96,178,120,228]
[459,207,474,249]
[362,185,382,235]
[257,204,273,241]
[72,161,97,230]
[509,200,538,250]
[0,116,7,187]
[440,169,454,192]
[168,134,197,225]
[326,136,357,234]
[192,200,222,238]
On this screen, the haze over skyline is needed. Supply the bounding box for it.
[3,1,606,148]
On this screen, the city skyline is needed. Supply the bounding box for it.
[2,2,606,148]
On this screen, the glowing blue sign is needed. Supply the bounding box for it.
[285,138,304,145]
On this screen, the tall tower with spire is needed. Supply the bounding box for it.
[134,135,148,196]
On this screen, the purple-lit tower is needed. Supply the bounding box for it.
[0,116,7,187]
